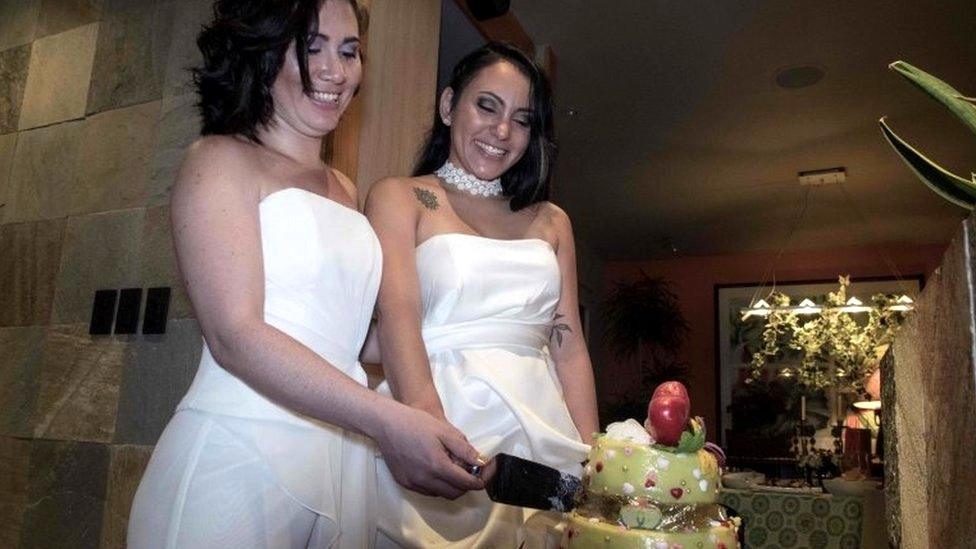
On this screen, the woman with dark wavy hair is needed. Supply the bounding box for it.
[128,1,482,547]
[366,42,599,547]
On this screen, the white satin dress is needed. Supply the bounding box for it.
[375,233,591,548]
[129,188,382,549]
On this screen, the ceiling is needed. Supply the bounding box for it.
[506,0,976,260]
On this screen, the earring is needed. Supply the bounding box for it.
[443,117,451,126]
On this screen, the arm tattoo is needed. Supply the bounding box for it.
[550,313,572,347]
[413,187,439,211]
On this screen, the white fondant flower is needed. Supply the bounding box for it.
[699,479,709,492]
[656,457,670,469]
[654,541,669,549]
[605,449,617,460]
[605,419,653,444]
[622,482,635,495]
[692,468,701,479]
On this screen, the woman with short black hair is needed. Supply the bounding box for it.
[128,2,483,547]
[367,42,599,547]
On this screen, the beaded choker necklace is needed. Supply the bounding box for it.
[434,161,503,197]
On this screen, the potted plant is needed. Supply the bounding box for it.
[880,61,976,209]
[601,272,690,425]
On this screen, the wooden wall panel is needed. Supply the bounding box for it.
[353,0,441,202]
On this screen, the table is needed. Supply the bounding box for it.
[719,488,865,548]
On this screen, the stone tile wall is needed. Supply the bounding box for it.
[0,2,209,546]
[888,213,976,548]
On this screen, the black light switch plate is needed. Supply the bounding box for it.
[143,287,171,335]
[89,289,118,335]
[115,288,143,334]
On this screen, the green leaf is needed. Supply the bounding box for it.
[879,118,976,210]
[889,61,976,137]
[673,417,706,453]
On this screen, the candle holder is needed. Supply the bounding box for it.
[831,419,844,455]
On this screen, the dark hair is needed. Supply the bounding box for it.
[194,0,367,143]
[414,42,556,211]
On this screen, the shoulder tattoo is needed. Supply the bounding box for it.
[413,187,439,211]
[550,313,572,347]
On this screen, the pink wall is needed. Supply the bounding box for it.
[598,243,947,439]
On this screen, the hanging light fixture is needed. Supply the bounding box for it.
[738,169,918,321]
[794,298,822,315]
[837,296,874,314]
[741,293,914,318]
[886,295,915,312]
[741,299,774,319]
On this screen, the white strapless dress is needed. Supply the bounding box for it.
[375,233,591,548]
[130,188,382,548]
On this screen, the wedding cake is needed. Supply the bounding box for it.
[560,382,740,548]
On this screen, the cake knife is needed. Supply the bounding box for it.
[480,453,583,512]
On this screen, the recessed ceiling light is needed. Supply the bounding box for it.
[775,65,825,89]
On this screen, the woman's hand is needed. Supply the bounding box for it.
[375,405,484,499]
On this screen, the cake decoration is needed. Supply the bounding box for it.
[560,381,740,548]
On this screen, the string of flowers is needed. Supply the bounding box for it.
[747,276,911,395]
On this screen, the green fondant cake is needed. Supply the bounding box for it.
[560,383,740,548]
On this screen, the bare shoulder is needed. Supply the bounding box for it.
[369,174,439,198]
[183,135,255,173]
[526,201,572,255]
[174,135,262,205]
[536,201,572,231]
[366,174,441,211]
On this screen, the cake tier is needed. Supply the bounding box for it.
[562,513,738,549]
[584,438,720,505]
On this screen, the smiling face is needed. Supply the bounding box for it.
[441,60,534,181]
[270,0,362,138]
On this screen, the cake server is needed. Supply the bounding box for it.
[481,453,583,512]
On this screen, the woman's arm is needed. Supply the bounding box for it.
[364,178,447,420]
[545,205,600,445]
[172,138,480,497]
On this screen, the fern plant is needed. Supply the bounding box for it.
[601,273,690,424]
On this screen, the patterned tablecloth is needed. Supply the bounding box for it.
[719,488,863,549]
